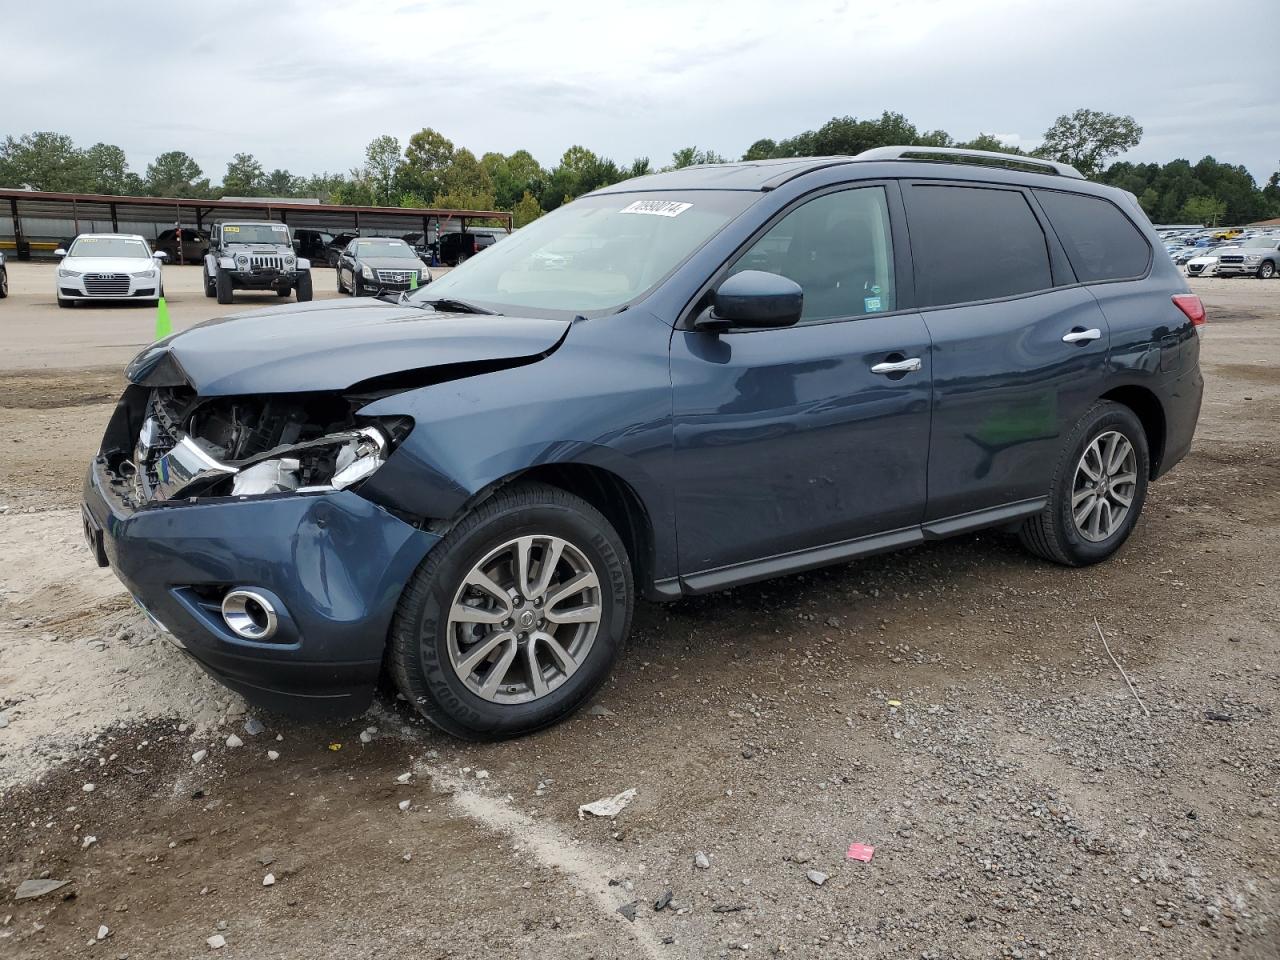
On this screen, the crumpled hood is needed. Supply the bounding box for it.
[126,298,570,395]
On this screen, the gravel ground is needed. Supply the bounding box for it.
[0,271,1276,959]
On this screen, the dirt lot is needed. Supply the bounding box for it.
[0,265,1277,959]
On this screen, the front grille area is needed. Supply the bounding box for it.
[376,269,415,287]
[1218,256,1243,264]
[251,254,284,272]
[84,273,131,296]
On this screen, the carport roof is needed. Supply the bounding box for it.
[0,188,512,233]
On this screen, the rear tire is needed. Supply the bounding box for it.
[1019,401,1150,566]
[295,272,313,302]
[336,268,346,294]
[203,268,215,298]
[215,269,233,305]
[0,267,7,298]
[388,482,633,740]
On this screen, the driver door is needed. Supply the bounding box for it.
[670,183,933,585]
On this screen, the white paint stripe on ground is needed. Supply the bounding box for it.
[414,762,668,958]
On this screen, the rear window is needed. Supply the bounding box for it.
[1035,190,1151,282]
[904,185,1053,307]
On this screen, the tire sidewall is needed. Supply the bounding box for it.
[1051,404,1150,563]
[400,499,630,738]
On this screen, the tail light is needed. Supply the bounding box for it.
[1171,294,1205,332]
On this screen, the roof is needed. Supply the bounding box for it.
[593,146,1086,195]
[594,157,855,193]
[70,233,145,240]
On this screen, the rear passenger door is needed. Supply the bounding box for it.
[901,182,1110,521]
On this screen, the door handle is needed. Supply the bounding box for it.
[870,358,922,375]
[1062,328,1102,343]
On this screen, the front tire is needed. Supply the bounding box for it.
[1259,261,1276,280]
[1019,401,1150,566]
[295,271,313,302]
[388,482,633,740]
[215,268,233,305]
[0,267,7,298]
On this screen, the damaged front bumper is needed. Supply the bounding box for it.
[84,388,438,716]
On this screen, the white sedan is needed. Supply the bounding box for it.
[1183,245,1237,278]
[55,234,167,308]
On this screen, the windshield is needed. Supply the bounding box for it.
[222,224,290,245]
[1242,240,1278,249]
[355,239,419,260]
[408,191,757,317]
[68,237,150,259]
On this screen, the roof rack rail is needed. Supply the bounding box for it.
[853,146,1085,180]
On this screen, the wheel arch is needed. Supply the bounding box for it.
[1100,384,1166,477]
[440,462,661,601]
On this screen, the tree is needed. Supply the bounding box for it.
[222,153,266,196]
[671,147,726,169]
[402,127,455,201]
[82,142,140,194]
[0,131,89,191]
[512,190,543,228]
[626,157,652,179]
[435,148,496,210]
[362,135,403,206]
[742,138,777,161]
[1037,109,1142,178]
[1180,195,1227,226]
[145,150,208,197]
[955,133,1023,154]
[263,168,301,196]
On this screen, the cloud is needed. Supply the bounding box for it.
[0,0,1273,182]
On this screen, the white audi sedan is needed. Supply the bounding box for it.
[55,234,167,308]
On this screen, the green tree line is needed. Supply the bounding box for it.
[2,109,1276,228]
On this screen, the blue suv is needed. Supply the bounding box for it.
[83,147,1205,738]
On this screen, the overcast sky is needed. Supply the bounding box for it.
[2,0,1276,183]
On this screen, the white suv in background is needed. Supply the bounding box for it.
[55,234,167,308]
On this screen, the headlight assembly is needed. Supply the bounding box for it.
[361,264,374,280]
[58,268,83,278]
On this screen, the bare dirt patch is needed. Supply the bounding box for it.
[0,278,1277,958]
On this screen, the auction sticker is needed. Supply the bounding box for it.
[620,200,692,217]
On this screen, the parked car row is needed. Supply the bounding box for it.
[1161,225,1280,278]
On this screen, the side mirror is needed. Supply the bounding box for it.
[153,251,168,261]
[696,270,803,331]
[54,248,68,258]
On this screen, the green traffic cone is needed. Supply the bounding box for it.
[155,296,172,340]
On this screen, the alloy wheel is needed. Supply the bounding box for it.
[446,535,602,704]
[1071,430,1138,542]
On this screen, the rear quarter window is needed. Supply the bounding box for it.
[1035,189,1151,282]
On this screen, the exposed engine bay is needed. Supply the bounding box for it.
[102,386,410,506]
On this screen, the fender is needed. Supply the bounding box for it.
[355,312,679,581]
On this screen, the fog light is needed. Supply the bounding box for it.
[221,589,279,641]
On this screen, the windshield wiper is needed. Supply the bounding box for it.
[418,297,499,315]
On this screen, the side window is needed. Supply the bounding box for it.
[904,185,1053,307]
[729,187,896,322]
[1035,189,1151,282]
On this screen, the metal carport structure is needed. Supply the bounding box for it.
[0,188,513,259]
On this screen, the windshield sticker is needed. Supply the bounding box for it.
[224,226,240,233]
[620,200,692,218]
[864,296,884,313]
[272,225,287,232]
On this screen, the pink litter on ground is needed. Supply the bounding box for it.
[846,843,875,862]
